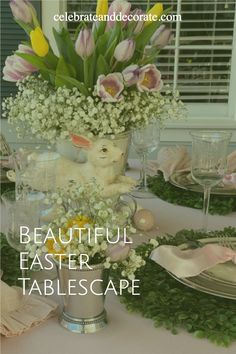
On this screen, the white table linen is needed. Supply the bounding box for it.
[2,160,236,354]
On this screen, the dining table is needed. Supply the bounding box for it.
[2,160,236,354]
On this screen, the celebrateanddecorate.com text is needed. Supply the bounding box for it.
[53,12,182,23]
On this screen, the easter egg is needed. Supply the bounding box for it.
[133,209,156,231]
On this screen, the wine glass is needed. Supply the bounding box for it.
[1,190,42,286]
[12,147,60,200]
[131,122,160,198]
[190,131,232,232]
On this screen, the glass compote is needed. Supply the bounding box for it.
[190,131,232,232]
[131,122,160,198]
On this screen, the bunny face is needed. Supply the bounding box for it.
[87,139,124,167]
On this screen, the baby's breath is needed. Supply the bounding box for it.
[3,75,186,142]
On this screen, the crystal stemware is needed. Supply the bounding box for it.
[1,190,42,286]
[190,131,232,232]
[12,147,60,200]
[131,122,160,198]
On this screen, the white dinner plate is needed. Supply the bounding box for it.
[168,237,236,300]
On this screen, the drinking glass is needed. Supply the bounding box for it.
[131,122,160,198]
[1,190,42,286]
[190,131,232,232]
[12,147,60,200]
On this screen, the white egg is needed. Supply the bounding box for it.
[133,209,156,231]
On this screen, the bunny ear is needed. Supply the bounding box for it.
[70,134,93,149]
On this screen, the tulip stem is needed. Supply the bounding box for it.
[146,0,151,11]
[84,58,89,88]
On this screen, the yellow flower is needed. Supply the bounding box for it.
[30,27,49,57]
[145,3,163,26]
[96,0,108,16]
[45,238,65,255]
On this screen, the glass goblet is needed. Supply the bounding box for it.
[131,122,160,198]
[190,131,232,232]
[1,190,42,286]
[12,147,60,200]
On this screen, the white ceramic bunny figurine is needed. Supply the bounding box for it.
[58,134,136,196]
[7,135,136,197]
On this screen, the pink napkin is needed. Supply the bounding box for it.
[150,244,236,278]
[0,280,58,337]
[148,146,236,186]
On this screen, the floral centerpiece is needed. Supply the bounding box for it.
[24,181,159,332]
[2,0,184,142]
[27,182,145,275]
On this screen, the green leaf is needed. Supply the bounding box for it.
[107,22,121,47]
[53,27,83,81]
[56,56,75,77]
[95,54,109,79]
[14,19,33,36]
[104,37,118,64]
[96,31,110,56]
[95,21,107,39]
[55,74,89,95]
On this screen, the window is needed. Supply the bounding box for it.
[62,0,236,128]
[1,0,41,101]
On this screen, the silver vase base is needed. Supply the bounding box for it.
[60,311,107,334]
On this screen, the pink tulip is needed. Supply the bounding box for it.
[97,73,124,102]
[122,65,139,86]
[108,0,131,28]
[3,44,38,82]
[114,39,135,62]
[75,28,95,59]
[9,0,33,24]
[150,25,173,49]
[137,64,163,92]
[131,9,145,35]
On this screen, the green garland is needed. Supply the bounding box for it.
[112,227,236,347]
[148,174,236,215]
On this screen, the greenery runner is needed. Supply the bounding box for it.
[148,174,236,215]
[113,227,236,347]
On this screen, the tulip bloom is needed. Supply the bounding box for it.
[108,0,131,28]
[150,25,173,48]
[131,9,145,35]
[145,3,163,26]
[9,0,33,24]
[96,0,108,16]
[97,73,124,102]
[30,27,49,57]
[75,28,95,59]
[3,45,38,82]
[122,65,139,87]
[114,39,135,62]
[137,64,163,92]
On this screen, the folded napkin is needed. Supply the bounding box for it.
[150,244,236,279]
[148,146,191,181]
[148,146,236,183]
[0,280,58,337]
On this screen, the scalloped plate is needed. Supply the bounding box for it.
[168,237,236,300]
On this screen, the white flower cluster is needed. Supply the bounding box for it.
[26,182,146,278]
[2,75,185,142]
